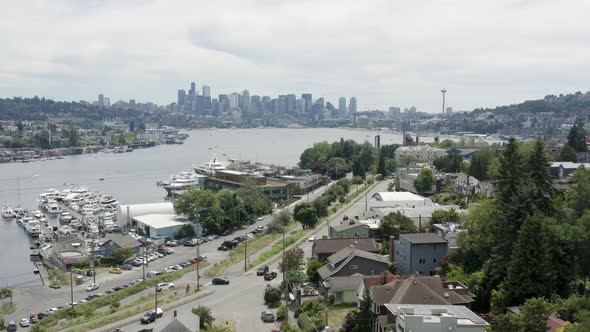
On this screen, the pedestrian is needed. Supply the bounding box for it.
[174,290,177,296]
[174,310,177,317]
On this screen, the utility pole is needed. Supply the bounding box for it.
[142,245,146,280]
[196,220,200,292]
[244,237,248,272]
[282,232,288,325]
[70,271,74,313]
[154,284,158,323]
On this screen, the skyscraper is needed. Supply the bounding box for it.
[98,93,104,108]
[286,94,296,112]
[338,97,347,114]
[177,89,186,106]
[349,97,357,114]
[229,93,239,109]
[302,94,312,113]
[190,82,196,96]
[241,90,250,109]
[202,85,211,97]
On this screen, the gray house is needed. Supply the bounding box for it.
[393,233,448,276]
[317,247,390,282]
[98,234,142,257]
[329,220,371,239]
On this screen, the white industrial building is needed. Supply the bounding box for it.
[384,304,489,332]
[395,146,447,163]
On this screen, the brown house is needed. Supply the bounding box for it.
[312,238,380,260]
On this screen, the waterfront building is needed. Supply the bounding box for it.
[205,170,290,201]
[132,214,198,243]
[394,146,447,163]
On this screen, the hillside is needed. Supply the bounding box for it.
[472,91,590,116]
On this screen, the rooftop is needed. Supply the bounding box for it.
[372,192,426,203]
[385,304,489,326]
[100,233,142,249]
[318,247,389,280]
[400,233,448,244]
[132,214,190,229]
[314,238,379,255]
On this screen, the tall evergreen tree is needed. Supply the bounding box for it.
[377,153,386,176]
[527,138,553,212]
[498,215,554,307]
[567,118,588,152]
[496,138,525,204]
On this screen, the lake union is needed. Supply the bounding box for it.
[0,128,434,287]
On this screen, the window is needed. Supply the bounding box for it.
[433,258,437,263]
[350,265,358,270]
[429,271,435,276]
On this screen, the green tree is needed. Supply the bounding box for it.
[574,212,590,278]
[377,153,387,176]
[138,123,146,132]
[469,148,496,181]
[433,150,463,173]
[429,209,461,227]
[520,297,554,332]
[490,313,521,332]
[344,292,373,332]
[559,145,579,162]
[497,215,554,307]
[111,248,133,265]
[413,168,434,194]
[264,287,282,308]
[279,247,304,273]
[352,157,365,178]
[566,167,590,218]
[293,203,318,229]
[174,223,196,240]
[175,189,225,235]
[276,209,293,227]
[306,258,328,285]
[567,118,587,152]
[217,189,245,230]
[33,130,51,149]
[237,180,272,217]
[192,306,214,328]
[378,211,417,243]
[68,127,81,146]
[527,138,554,212]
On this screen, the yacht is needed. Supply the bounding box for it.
[82,204,102,215]
[99,195,119,208]
[26,220,41,237]
[47,202,60,214]
[1,206,16,219]
[193,157,230,176]
[163,173,204,194]
[32,210,44,219]
[59,211,72,223]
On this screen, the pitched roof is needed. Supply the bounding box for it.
[330,221,369,233]
[400,233,448,244]
[361,271,402,292]
[325,274,365,291]
[317,247,390,280]
[547,312,567,332]
[314,238,379,255]
[100,234,142,249]
[369,276,474,307]
[158,318,192,332]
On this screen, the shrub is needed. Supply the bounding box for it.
[277,303,287,321]
[192,306,214,328]
[264,288,282,308]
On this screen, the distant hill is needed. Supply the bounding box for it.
[0,96,142,121]
[472,91,590,116]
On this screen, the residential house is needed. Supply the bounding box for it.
[98,234,142,257]
[318,247,389,284]
[384,304,489,332]
[393,233,448,276]
[329,220,375,239]
[547,312,567,332]
[370,276,476,332]
[432,222,465,249]
[356,271,406,303]
[312,238,380,261]
[323,274,365,304]
[153,311,200,332]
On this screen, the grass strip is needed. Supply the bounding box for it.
[246,230,307,270]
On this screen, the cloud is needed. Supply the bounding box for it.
[0,0,589,112]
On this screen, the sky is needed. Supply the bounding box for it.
[1,0,590,113]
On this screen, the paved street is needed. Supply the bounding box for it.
[6,181,335,329]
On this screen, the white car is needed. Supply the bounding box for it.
[156,282,175,291]
[308,235,316,242]
[86,283,100,292]
[257,217,264,221]
[47,307,59,314]
[20,318,31,327]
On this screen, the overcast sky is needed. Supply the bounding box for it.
[1,0,589,112]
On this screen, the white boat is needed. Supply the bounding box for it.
[163,174,204,194]
[1,206,16,219]
[47,202,60,214]
[193,157,231,176]
[59,211,72,222]
[99,196,118,207]
[70,220,82,229]
[32,210,44,219]
[26,220,41,237]
[82,204,102,215]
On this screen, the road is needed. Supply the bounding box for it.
[6,181,335,329]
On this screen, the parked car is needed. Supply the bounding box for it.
[255,225,267,232]
[217,245,229,251]
[184,240,196,247]
[156,282,175,291]
[20,318,31,327]
[7,321,17,331]
[257,217,265,221]
[179,261,191,268]
[165,240,178,247]
[110,267,122,274]
[261,311,275,323]
[140,308,164,324]
[191,256,207,264]
[121,264,133,270]
[222,240,239,249]
[257,266,269,276]
[37,312,49,320]
[29,313,38,323]
[128,260,142,267]
[264,271,278,281]
[86,283,100,292]
[308,235,316,242]
[212,277,230,285]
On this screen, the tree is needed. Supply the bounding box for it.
[237,180,272,217]
[192,306,214,328]
[33,130,50,149]
[497,215,554,307]
[279,247,304,273]
[174,223,196,240]
[17,121,24,132]
[377,153,387,176]
[566,167,590,218]
[433,150,463,173]
[129,121,135,132]
[527,138,554,212]
[378,211,417,242]
[574,212,590,278]
[217,189,245,230]
[469,148,496,181]
[68,127,80,146]
[343,292,373,332]
[352,157,365,178]
[490,313,520,332]
[567,118,587,152]
[559,145,578,162]
[175,189,225,235]
[276,209,293,227]
[111,248,133,265]
[429,209,461,227]
[293,203,318,229]
[520,297,554,332]
[306,258,328,285]
[264,287,282,308]
[413,168,434,194]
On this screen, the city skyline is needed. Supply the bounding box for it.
[1,0,590,113]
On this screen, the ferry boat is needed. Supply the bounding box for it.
[193,157,231,176]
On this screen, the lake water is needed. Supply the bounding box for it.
[0,128,435,287]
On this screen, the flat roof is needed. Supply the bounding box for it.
[132,214,190,229]
[385,304,489,326]
[401,233,448,244]
[372,192,426,202]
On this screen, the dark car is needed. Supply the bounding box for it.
[264,271,278,281]
[217,246,229,251]
[183,240,196,247]
[121,264,133,270]
[140,308,163,324]
[257,266,269,276]
[128,260,141,267]
[261,311,275,323]
[233,236,244,243]
[212,277,230,285]
[222,240,239,249]
[190,256,207,264]
[179,261,191,268]
[112,286,123,291]
[37,312,49,320]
